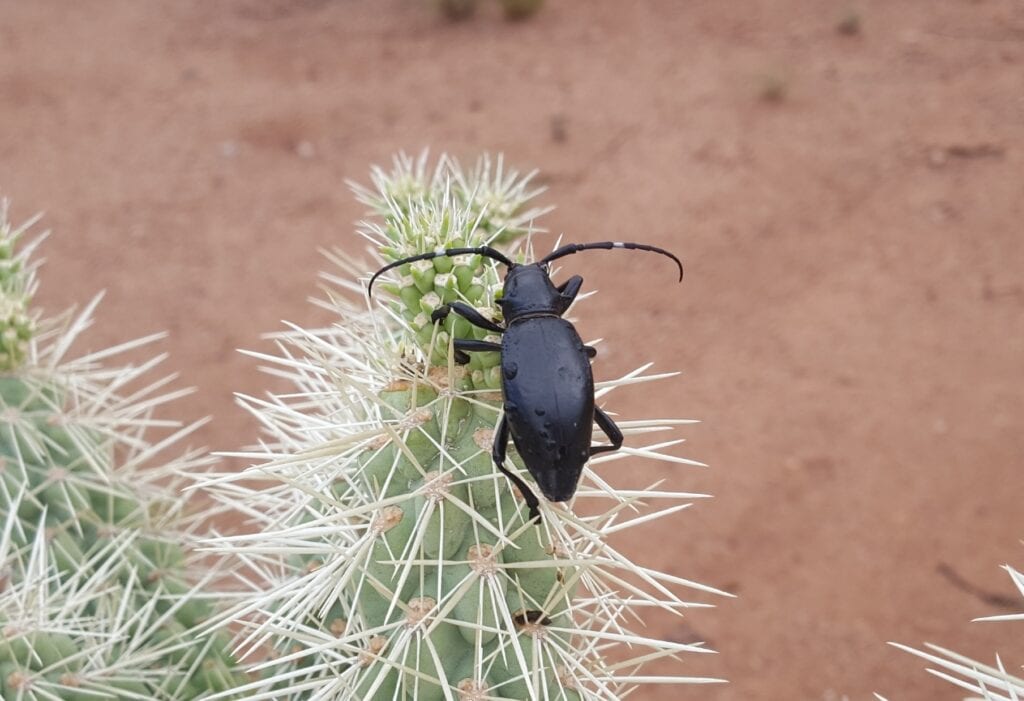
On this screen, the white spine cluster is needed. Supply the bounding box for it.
[0,201,243,700]
[892,563,1024,699]
[199,154,728,700]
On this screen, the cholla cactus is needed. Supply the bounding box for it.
[892,563,1024,698]
[201,153,727,700]
[0,201,244,699]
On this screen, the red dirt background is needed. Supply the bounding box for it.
[2,1,1022,698]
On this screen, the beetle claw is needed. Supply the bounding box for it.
[430,306,449,324]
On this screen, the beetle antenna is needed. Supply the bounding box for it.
[367,246,515,297]
[540,241,683,281]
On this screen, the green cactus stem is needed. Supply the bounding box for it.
[0,200,245,700]
[201,154,728,700]
[0,203,39,373]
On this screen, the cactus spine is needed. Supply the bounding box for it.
[0,201,244,700]
[892,562,1024,698]
[202,153,727,700]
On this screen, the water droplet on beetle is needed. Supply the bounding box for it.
[534,408,545,416]
[505,362,518,379]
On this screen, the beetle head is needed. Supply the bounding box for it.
[498,263,562,318]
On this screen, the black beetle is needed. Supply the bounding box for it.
[368,241,682,521]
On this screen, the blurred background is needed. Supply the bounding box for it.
[2,1,1022,698]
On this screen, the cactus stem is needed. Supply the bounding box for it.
[198,154,724,698]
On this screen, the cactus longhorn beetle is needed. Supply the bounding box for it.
[368,240,683,521]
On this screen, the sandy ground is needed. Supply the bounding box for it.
[2,1,1023,698]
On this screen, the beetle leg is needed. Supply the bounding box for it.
[452,338,501,365]
[431,301,505,334]
[583,345,597,359]
[589,406,624,456]
[555,275,585,314]
[491,415,542,522]
[556,274,584,303]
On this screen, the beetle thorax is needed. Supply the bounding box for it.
[499,264,562,319]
